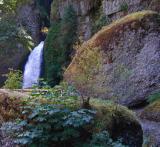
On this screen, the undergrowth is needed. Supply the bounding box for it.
[0,82,127,147]
[3,69,22,89]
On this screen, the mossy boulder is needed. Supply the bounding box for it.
[140,100,160,122]
[64,11,160,107]
[89,99,143,146]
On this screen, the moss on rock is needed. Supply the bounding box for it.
[64,10,160,106]
[89,99,143,146]
[140,100,160,122]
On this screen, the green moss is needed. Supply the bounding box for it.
[140,100,160,122]
[87,98,142,146]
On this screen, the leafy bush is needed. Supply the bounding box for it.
[1,105,96,146]
[92,14,110,34]
[0,16,33,56]
[0,83,132,147]
[30,82,79,109]
[86,131,127,147]
[3,69,22,89]
[44,5,77,86]
[120,2,129,12]
[0,0,31,14]
[1,104,127,147]
[147,92,160,103]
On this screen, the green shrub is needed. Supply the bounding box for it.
[92,14,110,34]
[44,5,77,86]
[120,2,129,12]
[0,0,31,14]
[1,105,96,146]
[0,17,34,54]
[3,69,22,89]
[147,92,160,103]
[86,131,127,147]
[30,82,79,109]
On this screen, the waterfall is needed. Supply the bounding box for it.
[23,41,44,89]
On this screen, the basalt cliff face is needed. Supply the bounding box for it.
[50,0,159,40]
[17,0,40,44]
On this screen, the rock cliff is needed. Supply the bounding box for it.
[64,11,160,107]
[17,0,40,43]
[50,0,159,40]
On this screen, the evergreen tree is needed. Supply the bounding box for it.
[44,5,77,86]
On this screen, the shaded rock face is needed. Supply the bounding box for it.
[51,0,98,40]
[0,46,29,87]
[51,0,158,40]
[140,100,160,122]
[102,0,159,18]
[64,11,160,107]
[17,0,40,43]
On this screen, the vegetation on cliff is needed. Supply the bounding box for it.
[44,5,77,86]
[140,92,160,122]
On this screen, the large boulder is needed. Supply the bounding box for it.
[64,11,160,107]
[90,99,143,147]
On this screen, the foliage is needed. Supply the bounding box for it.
[1,104,96,146]
[0,94,24,123]
[120,1,129,12]
[86,131,127,147]
[3,69,22,89]
[1,103,126,147]
[44,5,77,86]
[30,82,79,109]
[0,16,34,56]
[50,0,59,23]
[0,0,19,14]
[92,14,110,34]
[0,0,30,14]
[0,82,140,146]
[147,92,160,103]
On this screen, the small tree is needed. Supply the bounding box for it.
[3,69,22,89]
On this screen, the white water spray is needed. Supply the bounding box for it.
[23,41,44,88]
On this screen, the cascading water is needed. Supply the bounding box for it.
[23,41,44,89]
